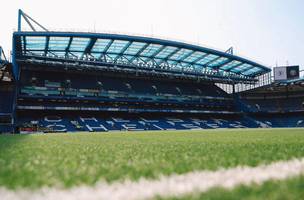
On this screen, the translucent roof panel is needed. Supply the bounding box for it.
[219,60,242,70]
[91,39,112,53]
[48,37,70,51]
[183,51,206,63]
[124,42,146,55]
[26,36,46,51]
[207,57,229,67]
[230,63,252,73]
[243,67,262,75]
[140,44,163,57]
[155,46,178,59]
[69,37,90,52]
[106,40,130,54]
[169,48,193,61]
[196,54,219,65]
[16,33,270,79]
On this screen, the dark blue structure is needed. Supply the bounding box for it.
[0,10,303,133]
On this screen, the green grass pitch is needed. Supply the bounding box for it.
[0,128,304,199]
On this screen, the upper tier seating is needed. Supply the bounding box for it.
[19,71,234,112]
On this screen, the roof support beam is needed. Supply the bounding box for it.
[22,36,26,54]
[103,39,114,54]
[44,36,50,56]
[82,38,97,58]
[65,37,73,58]
[18,9,48,32]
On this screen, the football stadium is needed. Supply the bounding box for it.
[0,7,304,200]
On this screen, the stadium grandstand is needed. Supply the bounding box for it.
[0,10,303,134]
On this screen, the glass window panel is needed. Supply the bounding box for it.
[91,39,112,52]
[69,37,90,51]
[25,36,46,50]
[48,37,70,51]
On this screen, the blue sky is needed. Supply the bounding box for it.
[0,0,303,73]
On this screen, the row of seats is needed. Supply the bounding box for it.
[5,112,285,134]
[16,114,304,133]
[20,71,229,98]
[253,115,304,128]
[19,72,234,112]
[242,97,304,112]
[18,116,255,133]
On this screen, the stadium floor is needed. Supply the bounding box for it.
[0,128,304,199]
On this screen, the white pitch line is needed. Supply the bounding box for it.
[1,158,304,200]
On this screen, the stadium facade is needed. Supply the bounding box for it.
[0,10,303,133]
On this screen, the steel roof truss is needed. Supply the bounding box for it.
[129,43,150,63]
[82,38,97,58]
[44,36,50,56]
[114,41,132,62]
[144,45,166,63]
[65,37,73,58]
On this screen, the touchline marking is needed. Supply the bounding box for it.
[1,158,304,200]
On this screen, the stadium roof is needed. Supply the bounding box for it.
[12,10,271,83]
[13,31,270,82]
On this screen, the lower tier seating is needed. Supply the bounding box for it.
[16,114,258,133]
[15,113,304,133]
